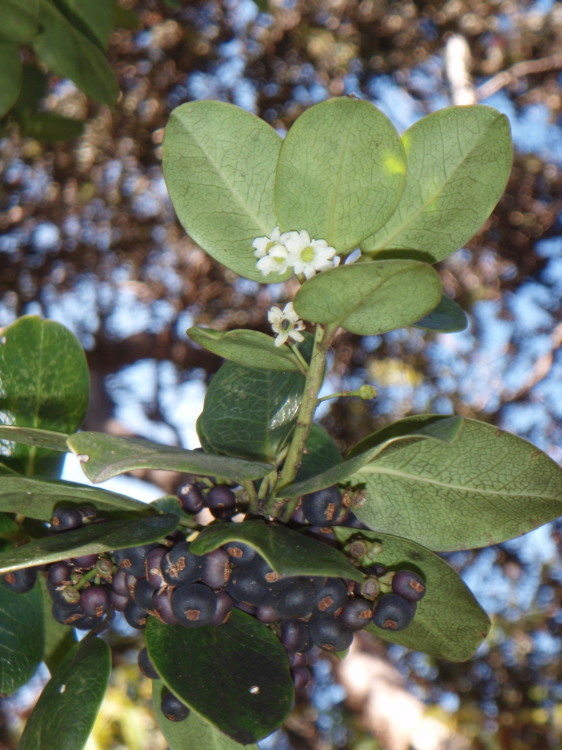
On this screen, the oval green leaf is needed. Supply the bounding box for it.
[0,43,22,119]
[293,260,442,335]
[275,97,406,250]
[413,294,468,332]
[0,475,149,520]
[0,425,70,453]
[363,105,513,262]
[163,101,284,282]
[33,0,118,106]
[146,610,293,744]
[191,519,364,582]
[0,581,44,694]
[350,418,562,551]
[0,513,178,573]
[54,0,114,50]
[334,528,490,661]
[0,316,89,477]
[0,0,39,43]
[153,680,258,750]
[18,635,110,750]
[197,361,305,463]
[67,432,273,483]
[188,327,301,371]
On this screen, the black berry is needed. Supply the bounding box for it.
[161,690,190,722]
[392,570,426,602]
[372,593,416,631]
[301,486,342,526]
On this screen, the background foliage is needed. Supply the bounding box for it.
[2,1,562,748]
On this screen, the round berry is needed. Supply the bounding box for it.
[206,485,237,520]
[47,562,72,588]
[301,486,342,526]
[171,583,217,628]
[223,541,256,567]
[177,483,205,514]
[80,586,109,618]
[138,647,159,679]
[51,506,82,532]
[162,542,205,585]
[150,588,180,625]
[3,567,37,594]
[161,690,190,722]
[226,566,271,606]
[340,598,373,631]
[314,578,348,614]
[280,619,311,653]
[391,570,426,602]
[123,599,148,629]
[114,544,157,578]
[372,593,416,631]
[201,548,230,590]
[309,614,353,652]
[271,577,317,619]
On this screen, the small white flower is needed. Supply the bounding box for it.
[253,226,293,276]
[268,302,305,347]
[252,226,285,259]
[284,229,339,280]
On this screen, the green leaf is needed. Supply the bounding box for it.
[188,327,302,372]
[197,361,305,463]
[413,294,468,332]
[18,635,110,750]
[18,111,84,141]
[363,106,513,262]
[0,425,70,452]
[0,513,178,573]
[280,415,462,498]
[0,0,39,43]
[54,0,114,49]
[0,43,22,119]
[294,260,442,335]
[66,432,273,483]
[0,475,149,520]
[295,424,342,483]
[153,680,258,750]
[33,0,119,106]
[11,63,48,116]
[0,316,89,477]
[0,580,44,694]
[191,519,364,582]
[275,97,406,250]
[349,418,562,551]
[334,528,490,661]
[163,101,284,282]
[146,610,293,744]
[38,576,76,674]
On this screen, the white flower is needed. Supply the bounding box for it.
[283,229,339,280]
[252,226,285,259]
[256,243,291,276]
[268,302,305,347]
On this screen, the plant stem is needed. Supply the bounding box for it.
[289,343,309,374]
[266,322,338,517]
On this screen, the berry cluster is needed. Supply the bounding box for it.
[2,483,426,722]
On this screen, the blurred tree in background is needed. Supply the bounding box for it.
[2,1,562,748]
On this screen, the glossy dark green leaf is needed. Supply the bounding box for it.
[0,425,70,452]
[0,580,44,694]
[0,0,39,43]
[0,475,148,520]
[55,0,114,49]
[197,361,305,463]
[363,106,513,262]
[191,519,363,582]
[67,432,273,483]
[163,101,285,282]
[153,680,258,750]
[187,327,302,371]
[19,635,110,750]
[0,43,22,119]
[146,610,293,744]
[349,418,562,551]
[33,0,118,106]
[0,513,178,573]
[38,576,76,674]
[275,97,406,250]
[294,260,442,335]
[19,111,84,141]
[334,528,490,661]
[0,316,89,477]
[295,424,342,483]
[413,294,469,332]
[280,416,462,498]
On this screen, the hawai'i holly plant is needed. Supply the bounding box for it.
[1,97,562,749]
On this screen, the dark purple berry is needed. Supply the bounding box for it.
[206,485,237,520]
[109,591,128,612]
[133,578,157,610]
[392,570,426,602]
[124,599,148,629]
[309,614,353,652]
[3,567,37,594]
[161,690,190,722]
[145,546,168,589]
[226,566,270,606]
[80,586,109,618]
[223,541,256,566]
[340,598,373,631]
[256,604,280,623]
[372,593,416,631]
[114,544,158,578]
[301,486,342,526]
[52,599,83,626]
[138,647,159,679]
[211,591,234,626]
[47,562,72,588]
[111,568,130,597]
[292,666,312,692]
[177,483,204,514]
[280,619,311,653]
[162,542,205,585]
[171,583,217,628]
[271,577,316,619]
[201,548,230,590]
[314,579,348,614]
[71,553,98,569]
[51,506,82,531]
[150,588,180,625]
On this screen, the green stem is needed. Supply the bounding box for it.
[289,343,309,374]
[266,322,338,517]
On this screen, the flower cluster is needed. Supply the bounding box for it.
[253,227,339,280]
